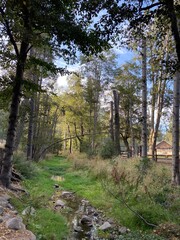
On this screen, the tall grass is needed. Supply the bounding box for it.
[67,153,180,232]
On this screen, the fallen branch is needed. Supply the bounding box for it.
[101,180,157,228]
[38,131,108,160]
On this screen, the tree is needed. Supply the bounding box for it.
[0,0,111,188]
[96,0,180,184]
[114,62,141,157]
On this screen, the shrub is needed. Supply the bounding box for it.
[13,153,37,178]
[99,138,116,159]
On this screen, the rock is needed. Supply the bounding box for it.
[3,213,12,221]
[51,175,64,182]
[26,230,36,240]
[81,215,93,226]
[54,184,59,188]
[10,230,36,240]
[0,217,3,223]
[7,203,14,209]
[118,226,128,234]
[22,206,36,216]
[10,210,18,215]
[5,217,26,230]
[0,206,4,215]
[61,191,73,198]
[99,221,112,231]
[74,225,83,232]
[55,199,65,207]
[0,196,9,207]
[2,194,11,201]
[81,199,89,205]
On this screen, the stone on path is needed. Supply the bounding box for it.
[22,206,36,216]
[99,221,112,231]
[118,226,128,234]
[0,206,4,215]
[10,230,36,240]
[0,196,9,207]
[5,217,26,230]
[55,199,66,207]
[80,215,93,226]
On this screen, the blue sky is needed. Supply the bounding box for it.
[56,47,135,87]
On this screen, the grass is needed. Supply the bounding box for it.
[61,153,180,235]
[11,156,70,240]
[11,153,180,239]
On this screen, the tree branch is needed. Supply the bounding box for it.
[140,2,162,11]
[38,132,108,160]
[101,180,157,228]
[0,7,19,57]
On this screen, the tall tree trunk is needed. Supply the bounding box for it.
[113,90,121,155]
[149,72,156,158]
[14,99,28,151]
[165,1,180,185]
[152,77,166,161]
[172,71,180,185]
[27,98,35,160]
[141,37,147,158]
[68,124,72,154]
[129,100,134,157]
[109,101,114,142]
[0,42,28,187]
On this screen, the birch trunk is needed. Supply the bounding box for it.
[141,38,148,158]
[113,90,121,155]
[109,101,114,142]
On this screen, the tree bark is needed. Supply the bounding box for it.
[141,37,148,158]
[113,90,121,155]
[14,99,28,151]
[27,98,35,160]
[0,42,28,187]
[109,101,114,142]
[172,71,180,185]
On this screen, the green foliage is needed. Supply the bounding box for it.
[13,153,37,178]
[117,231,165,240]
[99,138,116,159]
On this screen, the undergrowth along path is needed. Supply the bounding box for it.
[11,156,179,240]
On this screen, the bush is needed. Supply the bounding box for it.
[99,138,116,159]
[117,231,165,240]
[13,153,37,178]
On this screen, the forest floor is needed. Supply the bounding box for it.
[10,154,180,239]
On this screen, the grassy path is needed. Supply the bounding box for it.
[11,156,179,240]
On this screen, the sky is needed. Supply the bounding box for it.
[56,47,135,88]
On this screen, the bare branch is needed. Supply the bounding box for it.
[0,7,19,57]
[140,2,162,11]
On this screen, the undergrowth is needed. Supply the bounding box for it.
[11,156,69,240]
[11,153,180,239]
[66,153,180,235]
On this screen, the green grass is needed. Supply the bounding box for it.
[11,156,69,240]
[11,155,180,239]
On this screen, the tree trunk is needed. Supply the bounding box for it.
[165,1,180,185]
[172,71,180,185]
[68,124,72,154]
[14,99,28,151]
[109,101,114,142]
[141,37,148,158]
[113,90,121,155]
[27,98,35,160]
[0,44,28,187]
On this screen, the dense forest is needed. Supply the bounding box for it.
[0,0,180,239]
